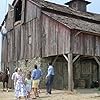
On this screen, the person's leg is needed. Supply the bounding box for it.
[49,75,54,94]
[36,88,39,97]
[46,77,50,94]
[38,80,41,93]
[33,88,37,98]
[3,81,5,91]
[24,96,27,100]
[6,82,9,92]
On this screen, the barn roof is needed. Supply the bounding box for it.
[1,0,100,34]
[29,0,100,34]
[30,0,100,22]
[43,11,100,34]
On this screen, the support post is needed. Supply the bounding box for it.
[68,53,73,91]
[63,54,74,91]
[94,56,100,83]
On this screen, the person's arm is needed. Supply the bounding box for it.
[14,74,17,86]
[46,68,52,78]
[31,70,35,79]
[11,73,14,80]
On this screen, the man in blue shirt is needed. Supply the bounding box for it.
[46,62,55,94]
[31,65,42,99]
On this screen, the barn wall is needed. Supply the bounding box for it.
[1,0,42,88]
[71,30,100,56]
[41,14,71,57]
[4,0,42,63]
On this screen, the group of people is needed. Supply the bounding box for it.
[11,62,55,100]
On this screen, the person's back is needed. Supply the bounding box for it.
[32,68,42,80]
[46,63,55,94]
[31,65,42,99]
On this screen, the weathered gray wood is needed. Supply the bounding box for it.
[21,0,26,23]
[31,19,36,58]
[68,53,74,91]
[63,54,73,91]
[42,14,71,57]
[6,8,14,32]
[73,55,80,63]
[63,54,69,62]
[26,0,37,22]
[94,56,100,66]
[14,24,21,61]
[52,55,59,65]
[1,36,8,64]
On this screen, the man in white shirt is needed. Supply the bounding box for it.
[46,62,55,94]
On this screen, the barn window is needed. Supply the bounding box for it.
[28,35,32,44]
[14,0,22,22]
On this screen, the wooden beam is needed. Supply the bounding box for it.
[73,55,80,63]
[52,55,59,65]
[68,53,74,91]
[75,31,82,37]
[94,56,100,66]
[63,54,69,62]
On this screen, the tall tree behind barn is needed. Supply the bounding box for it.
[1,0,100,91]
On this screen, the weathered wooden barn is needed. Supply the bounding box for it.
[1,0,100,91]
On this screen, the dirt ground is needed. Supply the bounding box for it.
[0,88,100,100]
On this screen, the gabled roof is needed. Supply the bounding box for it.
[1,0,100,34]
[30,0,100,34]
[31,0,100,23]
[43,11,100,34]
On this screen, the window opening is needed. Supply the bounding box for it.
[14,0,22,22]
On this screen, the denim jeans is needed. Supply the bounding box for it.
[46,75,54,94]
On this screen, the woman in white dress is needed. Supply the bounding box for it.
[15,68,27,100]
[11,68,18,88]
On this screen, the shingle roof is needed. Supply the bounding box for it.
[31,0,100,22]
[5,0,100,34]
[43,11,100,34]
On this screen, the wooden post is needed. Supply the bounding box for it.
[94,56,100,83]
[68,53,73,91]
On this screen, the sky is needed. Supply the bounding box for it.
[0,0,100,63]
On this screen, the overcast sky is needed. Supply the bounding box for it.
[0,0,100,62]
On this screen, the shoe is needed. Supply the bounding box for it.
[48,92,51,94]
[46,92,51,96]
[32,97,36,99]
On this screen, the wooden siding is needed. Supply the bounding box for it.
[14,25,21,61]
[12,18,41,61]
[71,30,100,56]
[25,0,41,22]
[42,14,71,57]
[3,1,42,62]
[1,36,8,64]
[6,8,14,31]
[2,0,100,62]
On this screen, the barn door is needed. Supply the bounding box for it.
[53,62,68,89]
[80,59,98,88]
[80,60,91,88]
